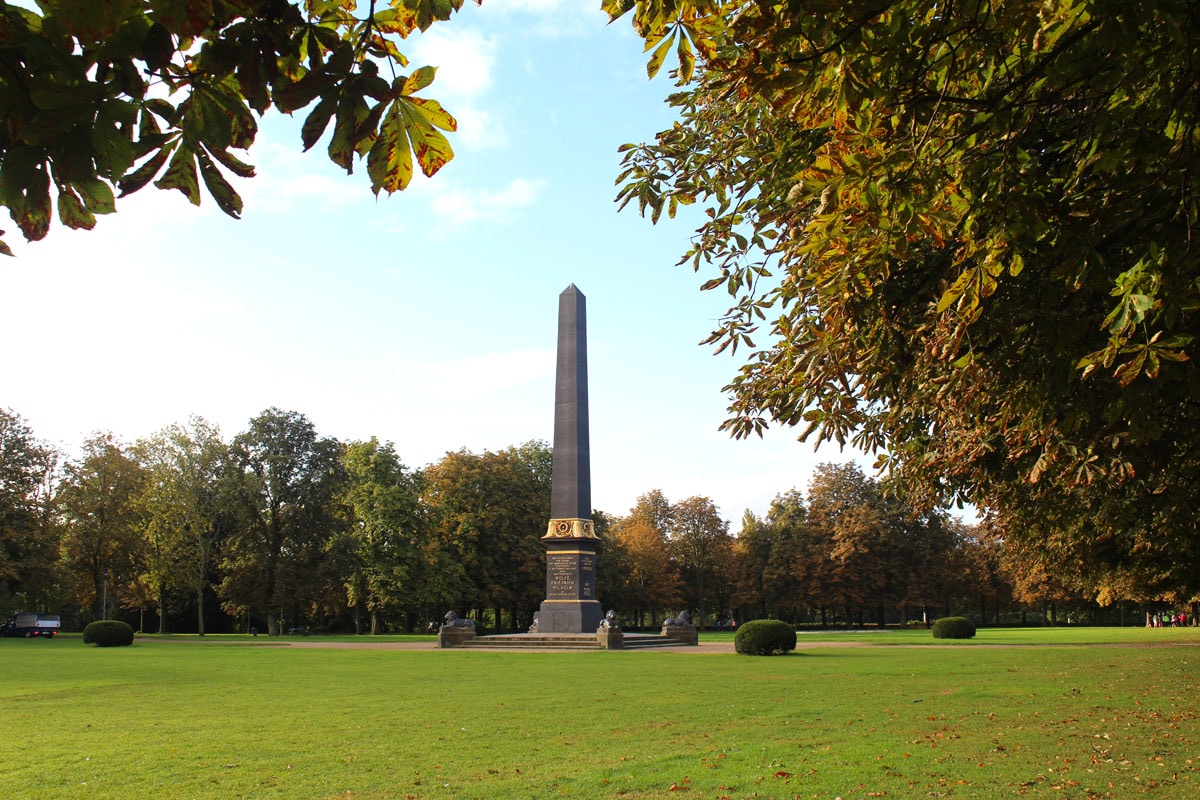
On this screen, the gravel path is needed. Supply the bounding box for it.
[277,639,870,653]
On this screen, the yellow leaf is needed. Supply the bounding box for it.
[646,32,674,79]
[402,66,438,96]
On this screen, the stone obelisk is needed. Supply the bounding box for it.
[538,285,603,633]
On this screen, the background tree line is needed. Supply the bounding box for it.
[5,406,1190,633]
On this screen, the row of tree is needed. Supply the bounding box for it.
[1,407,1189,634]
[2,407,558,635]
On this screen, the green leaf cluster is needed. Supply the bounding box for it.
[0,0,473,253]
[612,0,1200,600]
[0,408,59,608]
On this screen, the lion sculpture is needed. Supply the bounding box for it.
[442,611,475,629]
[663,610,692,627]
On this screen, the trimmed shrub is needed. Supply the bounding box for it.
[734,619,797,656]
[931,616,976,640]
[83,620,135,647]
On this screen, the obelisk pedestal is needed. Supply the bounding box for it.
[539,285,603,633]
[540,531,601,633]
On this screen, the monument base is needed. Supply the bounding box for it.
[596,626,624,650]
[661,624,699,646]
[438,627,477,648]
[538,599,604,634]
[540,537,601,633]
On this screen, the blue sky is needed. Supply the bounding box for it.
[0,0,871,526]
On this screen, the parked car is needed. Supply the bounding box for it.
[1,613,61,638]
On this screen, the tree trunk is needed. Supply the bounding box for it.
[197,546,207,636]
[158,582,167,633]
[196,583,206,636]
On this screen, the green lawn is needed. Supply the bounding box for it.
[1,628,1197,799]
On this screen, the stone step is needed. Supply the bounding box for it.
[620,637,688,649]
[456,632,691,651]
[462,634,600,650]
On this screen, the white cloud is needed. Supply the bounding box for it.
[491,0,566,11]
[485,0,608,37]
[240,138,365,214]
[451,105,507,150]
[248,348,556,468]
[430,177,546,225]
[408,27,499,101]
[0,216,254,455]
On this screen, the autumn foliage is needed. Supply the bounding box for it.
[611,0,1200,602]
[0,0,471,255]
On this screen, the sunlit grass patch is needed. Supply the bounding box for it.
[1,630,1197,798]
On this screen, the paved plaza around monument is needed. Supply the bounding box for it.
[286,638,731,652]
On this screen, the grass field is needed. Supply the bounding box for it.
[1,628,1197,799]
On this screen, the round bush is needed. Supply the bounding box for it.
[83,620,135,647]
[734,619,797,656]
[931,616,976,639]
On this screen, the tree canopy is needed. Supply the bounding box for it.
[5,0,1199,604]
[219,407,346,634]
[610,0,1200,599]
[0,0,471,254]
[0,408,57,606]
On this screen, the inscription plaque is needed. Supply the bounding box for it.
[547,554,578,598]
[545,552,596,600]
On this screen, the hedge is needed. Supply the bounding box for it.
[931,616,976,639]
[83,620,135,647]
[734,619,797,655]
